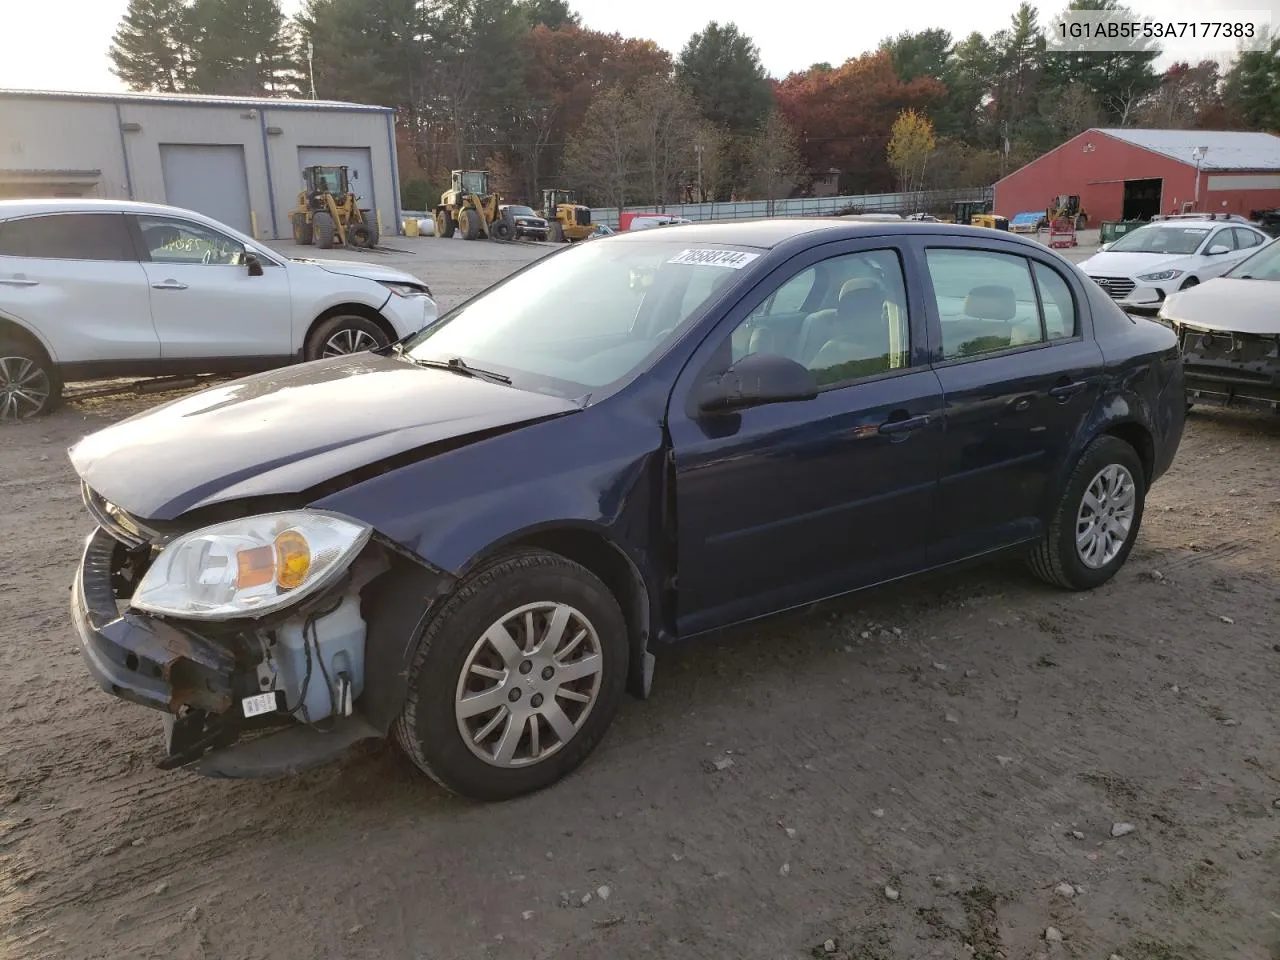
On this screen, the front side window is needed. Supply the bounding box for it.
[726,249,911,387]
[1205,228,1236,253]
[926,248,1045,359]
[137,216,246,266]
[0,213,134,261]
[1107,225,1211,255]
[404,240,758,396]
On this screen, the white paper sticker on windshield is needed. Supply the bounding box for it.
[668,249,760,269]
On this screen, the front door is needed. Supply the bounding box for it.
[667,242,944,636]
[132,214,294,365]
[917,240,1104,562]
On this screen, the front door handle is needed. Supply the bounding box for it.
[151,281,189,291]
[878,413,931,436]
[1048,378,1088,402]
[0,278,39,286]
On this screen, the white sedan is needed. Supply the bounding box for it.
[1077,217,1271,311]
[0,199,437,420]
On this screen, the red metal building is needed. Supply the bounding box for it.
[994,129,1280,223]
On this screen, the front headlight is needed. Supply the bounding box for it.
[132,511,372,621]
[381,280,433,299]
[1137,269,1184,282]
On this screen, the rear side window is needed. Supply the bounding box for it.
[1032,262,1078,339]
[926,248,1042,359]
[0,214,135,261]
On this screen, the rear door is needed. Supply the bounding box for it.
[915,237,1105,562]
[0,212,156,368]
[131,213,294,365]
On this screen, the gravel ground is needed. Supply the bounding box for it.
[2,229,1278,960]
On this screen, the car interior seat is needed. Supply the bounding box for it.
[794,278,885,366]
[948,284,1017,356]
[807,283,894,377]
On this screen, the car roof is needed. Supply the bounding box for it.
[0,197,221,221]
[607,216,1056,250]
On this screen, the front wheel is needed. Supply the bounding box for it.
[304,314,390,360]
[1180,276,1200,290]
[394,549,628,800]
[1028,435,1146,590]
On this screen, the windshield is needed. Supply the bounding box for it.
[1107,224,1210,255]
[460,172,487,194]
[402,240,760,397]
[507,205,536,217]
[1226,236,1280,279]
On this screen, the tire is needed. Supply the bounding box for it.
[291,212,314,246]
[303,314,390,361]
[491,216,514,242]
[460,208,482,241]
[548,221,565,243]
[347,224,375,249]
[313,212,336,250]
[0,339,60,421]
[434,211,456,238]
[1180,276,1199,290]
[394,548,629,801]
[1027,435,1147,591]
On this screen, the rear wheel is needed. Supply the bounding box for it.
[434,210,456,238]
[291,212,314,245]
[1028,435,1146,590]
[394,549,628,800]
[0,340,59,421]
[313,212,336,250]
[304,314,390,361]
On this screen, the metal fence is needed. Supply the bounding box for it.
[401,185,993,230]
[589,186,993,228]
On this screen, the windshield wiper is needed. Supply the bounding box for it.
[404,354,512,385]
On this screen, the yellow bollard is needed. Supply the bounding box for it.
[250,210,260,239]
[377,209,384,237]
[403,218,420,238]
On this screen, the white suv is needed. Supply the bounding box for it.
[1078,215,1271,312]
[0,199,437,420]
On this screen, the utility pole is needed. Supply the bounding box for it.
[307,41,318,100]
[1192,145,1207,209]
[695,143,704,202]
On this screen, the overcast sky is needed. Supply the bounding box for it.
[0,0,1269,94]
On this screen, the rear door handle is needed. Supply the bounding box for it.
[151,281,188,291]
[0,278,39,286]
[878,413,931,436]
[1048,379,1088,402]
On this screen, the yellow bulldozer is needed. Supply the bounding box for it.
[540,188,593,243]
[290,165,378,250]
[433,170,514,241]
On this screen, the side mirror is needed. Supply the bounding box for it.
[1207,244,1231,255]
[697,352,819,414]
[1098,241,1112,252]
[245,253,264,277]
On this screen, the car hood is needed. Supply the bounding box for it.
[68,353,580,522]
[1161,278,1280,335]
[1077,251,1196,277]
[289,256,421,285]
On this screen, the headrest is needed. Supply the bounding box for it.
[837,284,886,322]
[963,284,1016,322]
[839,277,881,299]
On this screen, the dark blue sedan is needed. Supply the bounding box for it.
[67,219,1186,800]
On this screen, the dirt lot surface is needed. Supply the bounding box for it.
[3,232,1279,960]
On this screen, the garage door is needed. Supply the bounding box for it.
[159,144,253,235]
[297,146,376,212]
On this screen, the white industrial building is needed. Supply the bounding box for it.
[0,88,403,240]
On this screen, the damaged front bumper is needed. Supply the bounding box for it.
[71,526,383,778]
[1174,323,1280,413]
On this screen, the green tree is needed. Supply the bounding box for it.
[296,0,425,108]
[1224,33,1280,130]
[518,0,580,29]
[189,0,298,95]
[746,109,802,210]
[108,0,195,92]
[1043,0,1159,128]
[880,28,952,84]
[563,86,639,209]
[676,21,772,135]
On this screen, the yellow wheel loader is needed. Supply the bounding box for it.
[432,170,514,241]
[289,165,379,250]
[539,188,593,243]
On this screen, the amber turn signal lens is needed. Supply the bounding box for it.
[235,545,275,589]
[274,530,311,590]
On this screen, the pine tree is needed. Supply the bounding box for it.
[108,0,195,92]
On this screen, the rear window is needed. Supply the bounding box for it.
[0,213,135,261]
